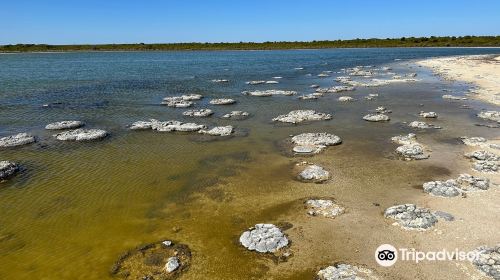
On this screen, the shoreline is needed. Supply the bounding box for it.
[417,54,500,105]
[1,46,500,54]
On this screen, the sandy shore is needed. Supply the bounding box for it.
[417,55,500,105]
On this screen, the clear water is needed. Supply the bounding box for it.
[0,48,499,279]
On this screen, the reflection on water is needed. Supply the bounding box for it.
[0,48,499,279]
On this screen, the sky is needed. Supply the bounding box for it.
[1,0,500,45]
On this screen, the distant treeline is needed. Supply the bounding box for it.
[2,36,500,52]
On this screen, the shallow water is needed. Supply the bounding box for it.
[0,48,499,279]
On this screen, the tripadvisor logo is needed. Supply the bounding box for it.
[375,244,397,267]
[375,244,480,267]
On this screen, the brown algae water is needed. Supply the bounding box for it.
[0,49,499,279]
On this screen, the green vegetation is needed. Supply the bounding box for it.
[2,36,500,52]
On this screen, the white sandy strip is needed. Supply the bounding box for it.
[417,55,500,105]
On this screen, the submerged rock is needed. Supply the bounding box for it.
[310,84,320,88]
[239,224,289,253]
[45,120,84,130]
[273,110,332,124]
[111,240,191,279]
[477,111,500,123]
[305,199,344,218]
[0,133,36,148]
[54,129,108,141]
[242,90,296,96]
[221,111,249,119]
[408,121,441,129]
[395,143,429,160]
[298,165,329,183]
[198,126,233,136]
[291,133,342,154]
[472,244,500,279]
[363,114,390,122]
[0,161,19,180]
[391,133,417,145]
[317,263,378,280]
[419,111,438,118]
[165,257,180,273]
[384,204,438,230]
[182,109,214,117]
[209,98,236,105]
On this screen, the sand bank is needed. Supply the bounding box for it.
[418,55,500,105]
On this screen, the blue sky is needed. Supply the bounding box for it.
[1,0,499,45]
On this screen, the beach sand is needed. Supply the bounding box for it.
[418,55,500,105]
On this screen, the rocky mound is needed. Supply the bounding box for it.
[477,111,500,123]
[408,121,441,129]
[391,133,417,145]
[384,204,438,230]
[315,86,355,94]
[242,90,296,96]
[130,120,206,132]
[338,96,354,102]
[239,224,289,253]
[45,120,84,130]
[110,240,191,280]
[290,133,342,154]
[273,110,332,124]
[461,137,489,147]
[0,161,19,180]
[209,98,236,105]
[423,174,491,197]
[221,111,249,119]
[298,93,322,100]
[305,199,344,218]
[182,109,214,117]
[0,133,36,148]
[473,161,498,173]
[162,95,202,107]
[395,143,430,160]
[317,263,378,280]
[419,111,438,118]
[442,95,467,100]
[298,164,329,183]
[198,126,233,136]
[363,114,390,122]
[472,244,500,279]
[465,150,499,161]
[54,129,108,141]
